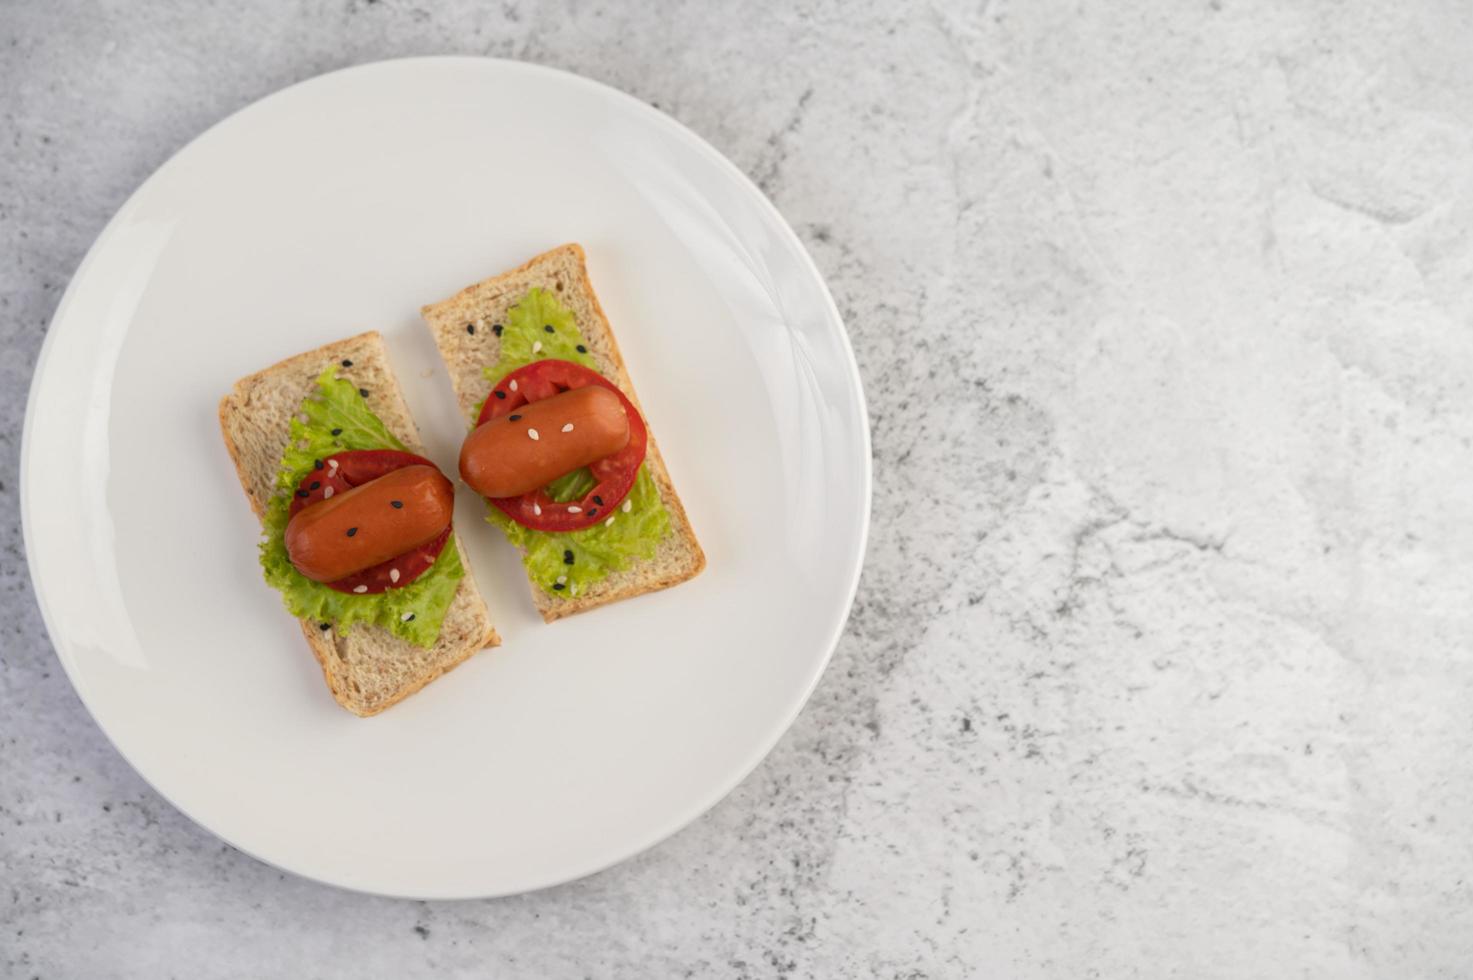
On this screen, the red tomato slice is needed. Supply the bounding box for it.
[290,449,451,595]
[476,359,648,532]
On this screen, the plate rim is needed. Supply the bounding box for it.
[20,54,872,900]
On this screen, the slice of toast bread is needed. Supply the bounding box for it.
[218,331,499,716]
[420,244,705,622]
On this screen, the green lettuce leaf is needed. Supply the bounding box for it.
[545,467,596,502]
[491,286,598,376]
[478,288,671,598]
[257,369,463,648]
[486,466,668,596]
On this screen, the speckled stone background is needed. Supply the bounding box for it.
[5,1,1473,977]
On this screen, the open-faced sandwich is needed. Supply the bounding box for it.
[422,244,705,622]
[219,332,498,715]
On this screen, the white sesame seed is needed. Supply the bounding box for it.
[533,503,542,516]
[389,568,400,583]
[556,575,567,585]
[532,341,542,354]
[400,611,414,622]
[622,499,632,513]
[561,422,574,433]
[323,486,335,499]
[353,585,368,594]
[509,379,518,392]
[567,505,582,513]
[605,516,615,527]
[527,428,540,441]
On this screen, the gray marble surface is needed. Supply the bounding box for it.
[4,0,1473,976]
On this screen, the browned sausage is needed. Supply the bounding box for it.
[285,464,454,582]
[460,386,630,498]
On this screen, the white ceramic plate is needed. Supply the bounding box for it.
[21,58,869,898]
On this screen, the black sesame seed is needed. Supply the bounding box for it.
[492,324,503,336]
[310,481,320,490]
[296,490,309,498]
[390,500,403,509]
[359,388,369,398]
[346,527,358,537]
[494,390,506,400]
[576,344,587,353]
[552,582,566,591]
[319,623,330,631]
[509,414,521,421]
[341,359,353,367]
[314,459,324,470]
[593,495,604,506]
[544,324,554,333]
[466,323,476,335]
[563,549,574,565]
[331,428,342,436]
